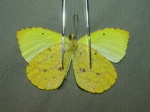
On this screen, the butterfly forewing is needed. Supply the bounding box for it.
[16,27,69,62]
[78,28,129,63]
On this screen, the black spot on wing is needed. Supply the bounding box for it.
[80,68,86,72]
[58,67,64,71]
[43,69,47,72]
[96,73,101,75]
[48,47,51,51]
[94,50,97,55]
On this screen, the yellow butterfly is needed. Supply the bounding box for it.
[16,27,129,93]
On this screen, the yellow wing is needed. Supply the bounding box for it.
[16,27,69,62]
[78,28,129,63]
[26,43,72,90]
[73,44,117,93]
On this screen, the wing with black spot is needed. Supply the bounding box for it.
[16,27,69,62]
[78,28,129,63]
[26,43,72,90]
[73,44,117,93]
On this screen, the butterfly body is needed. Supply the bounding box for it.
[67,34,78,53]
[17,27,129,93]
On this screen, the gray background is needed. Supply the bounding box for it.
[1,0,150,112]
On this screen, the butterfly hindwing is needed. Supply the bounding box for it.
[73,44,117,93]
[78,28,129,63]
[16,27,69,62]
[26,43,72,90]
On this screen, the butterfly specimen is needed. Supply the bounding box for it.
[16,27,129,93]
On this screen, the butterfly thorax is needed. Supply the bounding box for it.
[68,34,78,52]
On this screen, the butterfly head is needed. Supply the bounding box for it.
[69,33,76,40]
[68,33,78,52]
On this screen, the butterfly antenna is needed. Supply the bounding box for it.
[85,0,92,68]
[73,14,79,37]
[62,0,66,68]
